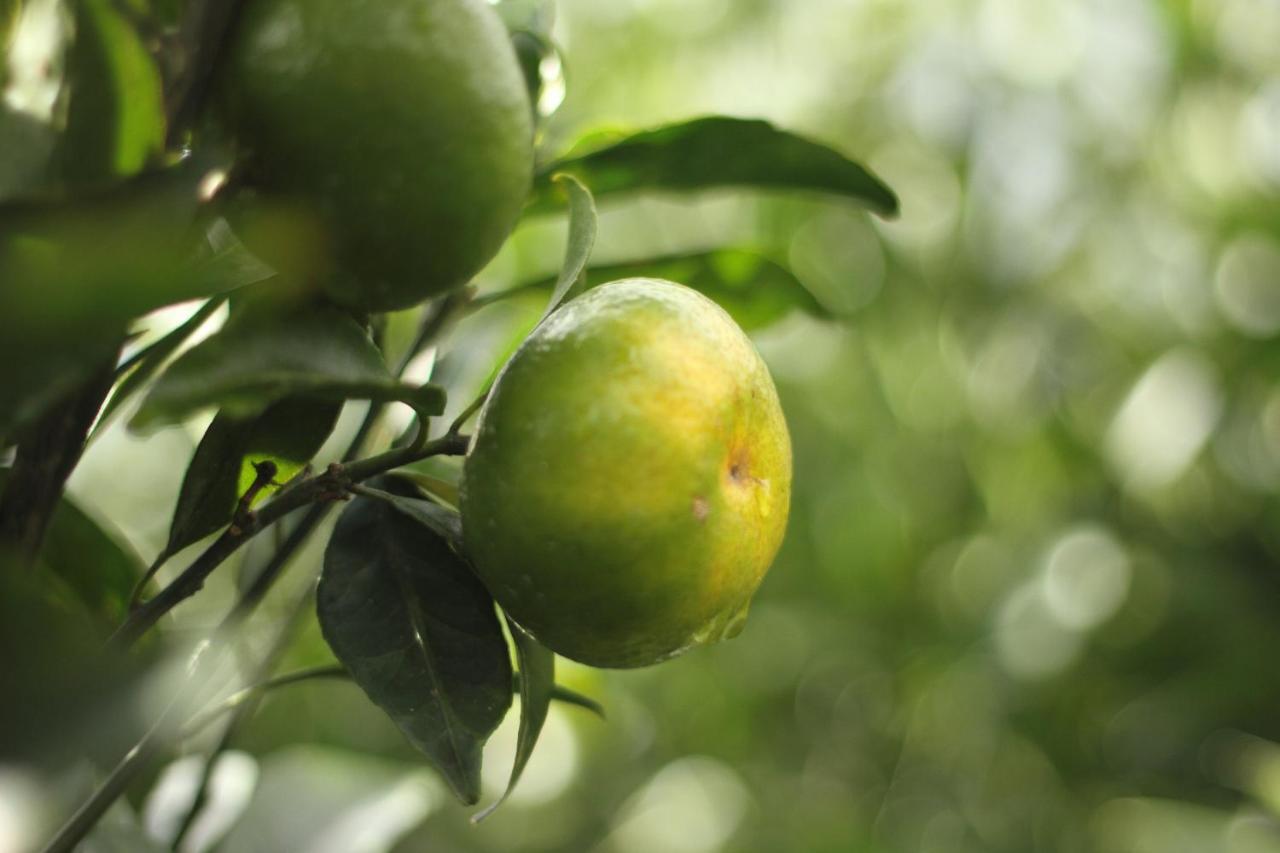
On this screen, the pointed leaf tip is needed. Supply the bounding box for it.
[317,478,512,803]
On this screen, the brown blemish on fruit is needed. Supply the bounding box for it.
[727,446,763,487]
[727,446,749,483]
[692,496,710,522]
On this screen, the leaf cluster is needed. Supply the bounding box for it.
[1,0,899,844]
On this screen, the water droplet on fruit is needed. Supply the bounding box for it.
[723,603,751,639]
[688,622,717,645]
[688,601,754,647]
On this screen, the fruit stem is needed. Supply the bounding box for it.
[447,388,490,437]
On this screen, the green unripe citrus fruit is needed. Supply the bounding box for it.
[219,0,533,311]
[461,279,792,668]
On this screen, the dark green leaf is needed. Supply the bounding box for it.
[56,0,165,185]
[356,485,464,552]
[317,480,513,804]
[529,116,898,217]
[540,173,597,319]
[165,396,342,556]
[474,620,554,823]
[132,303,446,428]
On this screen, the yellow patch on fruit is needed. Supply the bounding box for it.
[461,279,792,668]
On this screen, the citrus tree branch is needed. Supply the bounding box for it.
[164,294,469,844]
[108,431,471,649]
[44,296,471,852]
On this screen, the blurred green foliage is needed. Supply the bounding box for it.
[4,0,1280,852]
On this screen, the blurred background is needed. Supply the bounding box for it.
[7,0,1280,851]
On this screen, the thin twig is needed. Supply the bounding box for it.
[399,288,473,376]
[348,289,474,460]
[179,665,350,741]
[128,552,171,613]
[128,457,274,612]
[448,390,489,438]
[109,431,470,650]
[220,501,328,634]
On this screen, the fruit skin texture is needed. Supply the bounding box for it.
[220,0,533,311]
[461,279,792,668]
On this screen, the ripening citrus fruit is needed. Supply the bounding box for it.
[461,279,792,668]
[219,0,533,311]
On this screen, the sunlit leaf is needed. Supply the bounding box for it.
[541,173,597,318]
[317,480,513,804]
[529,116,898,216]
[164,396,342,556]
[132,303,445,428]
[56,0,165,184]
